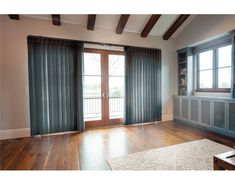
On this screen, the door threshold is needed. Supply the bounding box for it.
[86,124,124,130]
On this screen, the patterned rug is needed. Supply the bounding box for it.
[107,139,233,170]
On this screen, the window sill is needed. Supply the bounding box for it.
[194,90,231,98]
[195,89,231,93]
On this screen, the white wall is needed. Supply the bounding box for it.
[176,15,235,49]
[0,15,177,139]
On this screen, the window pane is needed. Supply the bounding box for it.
[109,77,125,97]
[84,98,102,121]
[83,76,101,96]
[199,50,213,70]
[218,45,232,68]
[109,97,124,119]
[109,55,125,76]
[218,67,231,88]
[84,53,101,75]
[109,54,125,119]
[109,77,124,119]
[199,70,213,88]
[83,76,101,121]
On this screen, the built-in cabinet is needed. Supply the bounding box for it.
[229,101,235,132]
[173,96,235,138]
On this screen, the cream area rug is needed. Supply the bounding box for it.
[107,139,233,170]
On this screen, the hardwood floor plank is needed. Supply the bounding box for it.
[6,137,51,170]
[43,134,79,170]
[1,121,235,170]
[0,138,28,169]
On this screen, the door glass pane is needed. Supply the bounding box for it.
[83,52,102,121]
[199,70,213,88]
[108,55,125,119]
[84,53,101,75]
[218,67,231,88]
[199,50,213,70]
[109,55,125,76]
[218,45,232,68]
[109,77,125,97]
[83,76,101,95]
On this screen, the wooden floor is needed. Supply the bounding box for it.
[1,121,235,170]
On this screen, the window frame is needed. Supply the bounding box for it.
[196,43,232,93]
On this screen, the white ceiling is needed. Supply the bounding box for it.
[23,14,196,38]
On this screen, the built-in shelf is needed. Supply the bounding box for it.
[177,48,193,96]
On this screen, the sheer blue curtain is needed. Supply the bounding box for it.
[125,47,162,124]
[28,37,84,135]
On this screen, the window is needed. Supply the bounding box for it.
[197,44,232,92]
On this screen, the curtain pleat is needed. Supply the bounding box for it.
[28,37,84,135]
[125,47,162,124]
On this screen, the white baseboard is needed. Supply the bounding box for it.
[0,128,30,140]
[162,114,173,122]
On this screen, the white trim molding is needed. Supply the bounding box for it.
[162,114,173,122]
[0,128,30,140]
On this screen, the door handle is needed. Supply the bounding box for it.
[102,91,109,98]
[102,92,106,98]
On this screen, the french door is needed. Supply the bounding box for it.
[83,48,125,127]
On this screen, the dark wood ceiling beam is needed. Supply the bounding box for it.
[116,14,130,34]
[87,15,96,30]
[8,15,20,20]
[141,14,161,38]
[51,14,61,26]
[163,14,190,40]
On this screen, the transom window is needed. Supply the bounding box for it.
[197,44,232,92]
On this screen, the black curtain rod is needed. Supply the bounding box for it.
[28,35,125,47]
[27,35,161,50]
